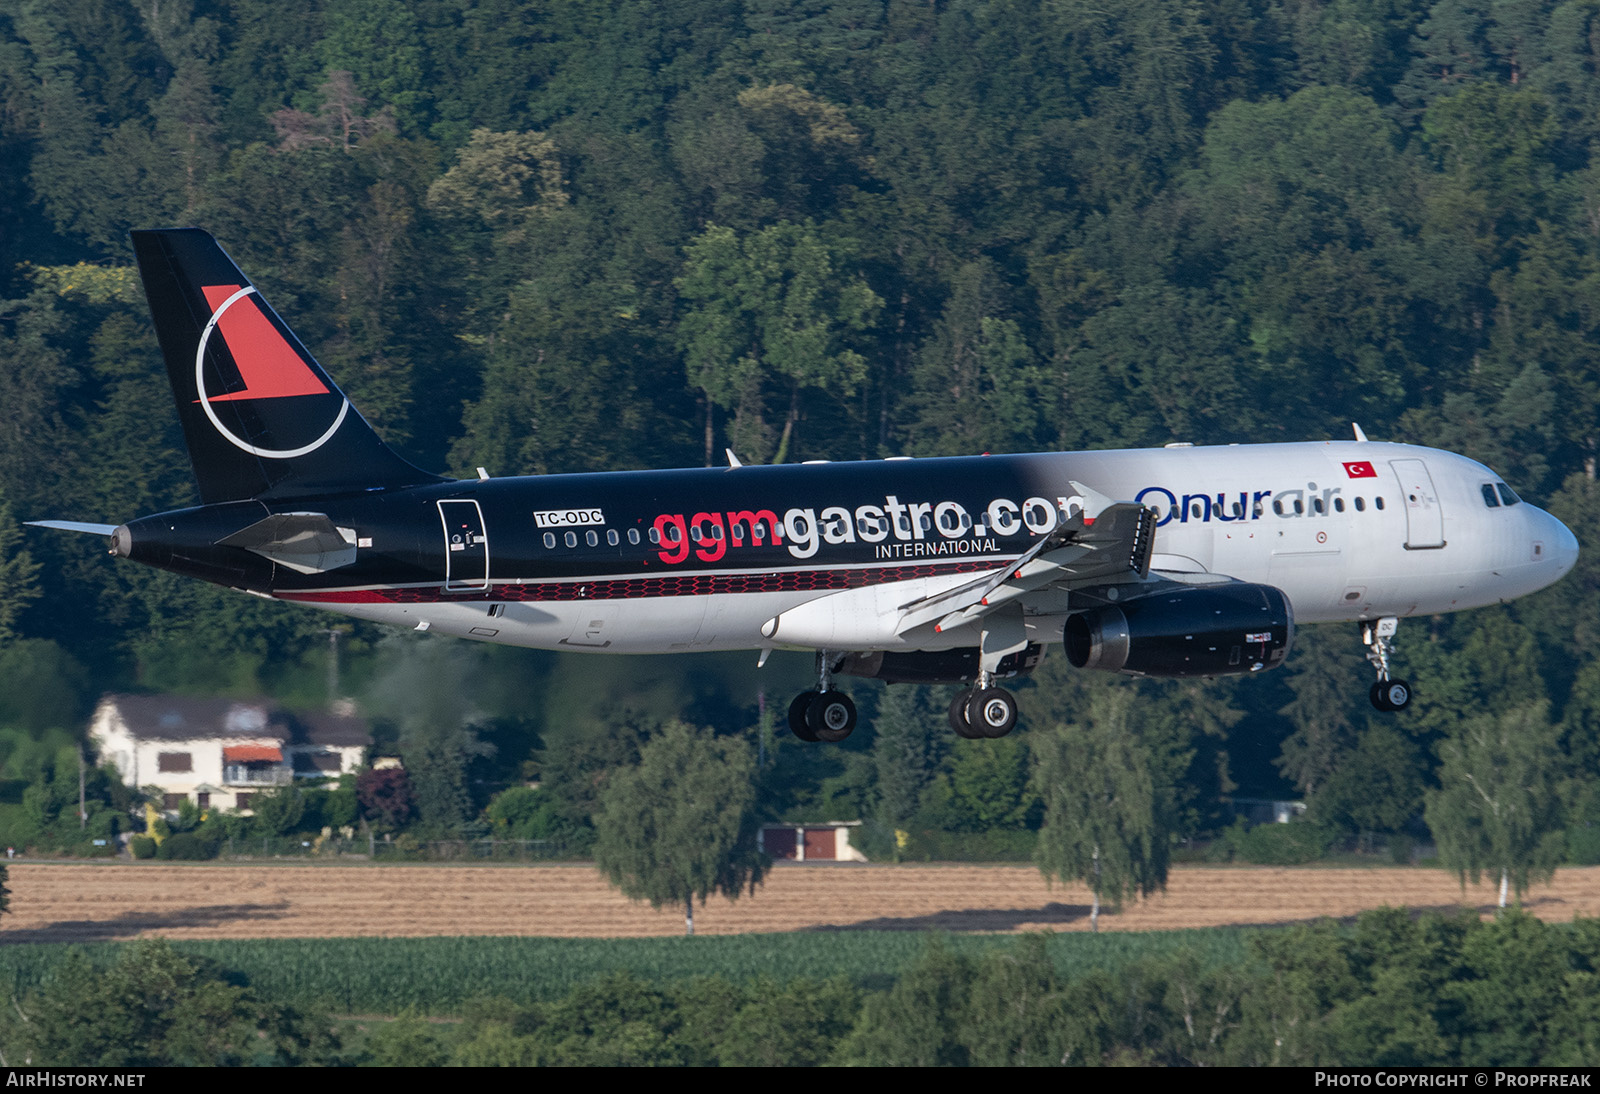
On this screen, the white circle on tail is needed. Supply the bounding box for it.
[194,286,349,458]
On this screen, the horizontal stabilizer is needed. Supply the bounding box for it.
[26,520,119,536]
[216,512,357,574]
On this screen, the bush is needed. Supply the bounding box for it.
[1566,824,1600,866]
[129,835,156,859]
[902,828,1037,862]
[157,831,219,861]
[485,786,560,840]
[1221,820,1334,865]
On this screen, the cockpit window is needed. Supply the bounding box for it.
[1482,484,1501,508]
[1496,483,1521,506]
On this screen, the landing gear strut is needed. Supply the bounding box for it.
[787,651,858,743]
[1363,617,1412,712]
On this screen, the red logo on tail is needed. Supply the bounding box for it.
[201,285,328,401]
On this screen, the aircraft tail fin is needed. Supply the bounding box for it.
[130,228,445,504]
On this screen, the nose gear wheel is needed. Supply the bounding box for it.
[1362,619,1412,712]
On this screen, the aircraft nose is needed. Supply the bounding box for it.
[1533,506,1579,580]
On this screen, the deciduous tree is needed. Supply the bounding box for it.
[1032,686,1171,931]
[593,720,764,935]
[1425,701,1567,908]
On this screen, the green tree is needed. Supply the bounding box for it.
[250,784,305,837]
[1277,627,1365,798]
[364,635,495,835]
[593,720,765,936]
[1316,723,1426,840]
[901,259,1043,456]
[835,937,973,1066]
[1032,687,1171,931]
[485,785,560,841]
[941,736,1034,832]
[18,940,335,1065]
[425,128,567,243]
[871,684,944,855]
[677,221,881,464]
[317,0,427,132]
[1425,702,1567,908]
[0,493,41,644]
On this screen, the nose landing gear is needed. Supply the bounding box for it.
[1363,617,1412,712]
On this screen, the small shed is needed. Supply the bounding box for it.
[759,821,867,862]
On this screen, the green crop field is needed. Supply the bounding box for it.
[0,928,1264,1016]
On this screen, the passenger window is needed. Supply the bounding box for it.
[585,530,598,547]
[1334,498,1344,513]
[628,529,640,546]
[690,525,703,543]
[1482,484,1501,508]
[1191,504,1202,519]
[649,526,662,544]
[1232,501,1244,518]
[1294,500,1304,515]
[1272,500,1284,516]
[730,522,744,541]
[1252,502,1264,518]
[543,532,556,549]
[712,524,724,540]
[1355,497,1365,512]
[1497,483,1520,506]
[564,531,577,548]
[1313,498,1324,514]
[920,513,933,533]
[607,529,619,546]
[1375,497,1385,510]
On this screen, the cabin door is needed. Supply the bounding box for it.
[438,499,490,590]
[1390,459,1445,549]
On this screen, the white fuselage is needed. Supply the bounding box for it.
[300,440,1578,656]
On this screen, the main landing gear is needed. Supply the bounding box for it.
[1363,617,1412,712]
[947,679,1019,739]
[787,651,858,744]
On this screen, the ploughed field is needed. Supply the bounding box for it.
[4,862,1598,942]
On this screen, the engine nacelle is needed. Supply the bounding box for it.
[835,643,1045,685]
[1064,583,1293,677]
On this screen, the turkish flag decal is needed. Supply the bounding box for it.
[1343,461,1378,478]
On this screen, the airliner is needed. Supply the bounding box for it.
[30,230,1580,743]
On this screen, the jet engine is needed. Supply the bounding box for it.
[835,643,1045,685]
[1064,583,1293,677]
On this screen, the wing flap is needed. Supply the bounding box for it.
[896,501,1156,635]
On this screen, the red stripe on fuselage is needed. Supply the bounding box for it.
[275,559,1002,604]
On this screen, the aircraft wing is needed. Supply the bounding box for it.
[895,496,1156,636]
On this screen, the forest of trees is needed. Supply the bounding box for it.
[1,0,1600,865]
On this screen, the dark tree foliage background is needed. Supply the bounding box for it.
[2,0,1599,853]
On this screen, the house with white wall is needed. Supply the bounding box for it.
[90,695,369,812]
